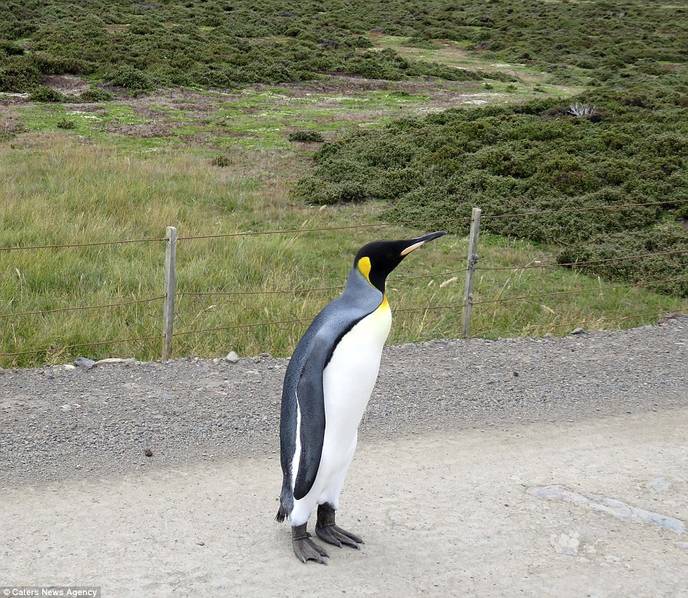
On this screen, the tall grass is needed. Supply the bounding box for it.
[1,135,685,367]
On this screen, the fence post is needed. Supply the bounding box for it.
[162,226,177,361]
[462,207,481,338]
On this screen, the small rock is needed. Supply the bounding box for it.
[144,448,153,457]
[551,531,580,556]
[571,327,586,335]
[60,404,72,412]
[225,351,239,363]
[197,541,205,546]
[647,477,671,493]
[64,364,76,370]
[95,357,135,366]
[74,356,96,369]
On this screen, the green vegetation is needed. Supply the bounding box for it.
[8,82,533,153]
[0,0,513,93]
[1,0,687,366]
[1,138,684,367]
[288,130,324,143]
[294,89,688,295]
[3,0,685,93]
[289,2,688,296]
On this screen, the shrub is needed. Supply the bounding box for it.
[0,40,24,56]
[292,88,688,293]
[105,66,153,91]
[30,52,87,75]
[211,155,232,167]
[56,118,76,129]
[29,86,65,102]
[78,87,113,102]
[0,59,41,92]
[288,130,324,142]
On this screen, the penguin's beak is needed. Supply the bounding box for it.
[400,231,447,256]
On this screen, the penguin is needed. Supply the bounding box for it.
[276,231,447,563]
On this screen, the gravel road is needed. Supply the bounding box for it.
[1,318,687,596]
[1,317,687,484]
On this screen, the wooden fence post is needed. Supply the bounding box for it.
[162,226,177,360]
[462,207,481,338]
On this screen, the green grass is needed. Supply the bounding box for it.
[2,0,688,367]
[1,137,685,367]
[371,34,587,94]
[9,79,559,153]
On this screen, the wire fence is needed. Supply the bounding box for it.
[1,203,686,363]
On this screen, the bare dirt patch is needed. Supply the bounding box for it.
[42,75,90,96]
[105,122,174,137]
[0,111,26,139]
[0,92,30,106]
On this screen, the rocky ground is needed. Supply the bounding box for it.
[1,318,687,596]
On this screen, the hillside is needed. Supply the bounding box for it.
[1,0,687,366]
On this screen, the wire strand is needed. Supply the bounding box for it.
[0,334,160,357]
[481,199,688,221]
[177,223,391,241]
[179,287,339,298]
[171,318,315,337]
[0,296,165,320]
[0,237,165,252]
[477,249,688,272]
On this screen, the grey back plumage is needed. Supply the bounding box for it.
[277,268,383,519]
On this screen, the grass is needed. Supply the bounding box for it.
[1,136,685,367]
[370,34,586,95]
[2,0,688,366]
[7,78,556,153]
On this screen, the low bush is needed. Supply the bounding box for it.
[0,59,41,92]
[288,130,324,142]
[56,118,75,129]
[211,155,232,167]
[105,66,153,91]
[78,87,113,102]
[29,85,65,102]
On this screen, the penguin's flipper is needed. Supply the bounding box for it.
[292,329,337,500]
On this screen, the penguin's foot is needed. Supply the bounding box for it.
[292,524,329,564]
[315,503,364,549]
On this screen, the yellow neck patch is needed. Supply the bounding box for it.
[357,256,389,310]
[357,256,372,281]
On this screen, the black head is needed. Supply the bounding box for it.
[353,231,447,292]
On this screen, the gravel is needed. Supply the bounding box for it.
[1,317,686,484]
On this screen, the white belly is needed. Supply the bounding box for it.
[322,300,392,449]
[289,300,392,524]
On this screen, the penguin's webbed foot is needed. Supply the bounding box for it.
[315,503,364,549]
[292,524,329,564]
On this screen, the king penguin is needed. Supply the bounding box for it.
[276,231,447,563]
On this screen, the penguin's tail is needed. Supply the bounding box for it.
[275,481,293,523]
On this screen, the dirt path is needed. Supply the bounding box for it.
[2,410,687,597]
[1,319,687,596]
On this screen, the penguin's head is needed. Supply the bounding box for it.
[353,231,447,292]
